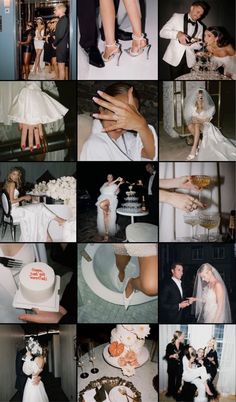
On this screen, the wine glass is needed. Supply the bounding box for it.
[191,175,211,202]
[78,345,89,379]
[198,212,220,242]
[183,212,199,240]
[88,342,99,374]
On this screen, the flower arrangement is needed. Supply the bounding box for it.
[32,181,48,194]
[46,176,76,210]
[26,337,42,356]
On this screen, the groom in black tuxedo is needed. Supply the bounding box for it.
[160,263,192,323]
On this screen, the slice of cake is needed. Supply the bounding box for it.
[19,262,55,303]
[107,324,150,376]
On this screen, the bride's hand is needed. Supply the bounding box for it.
[175,176,200,191]
[186,297,197,304]
[18,306,67,323]
[92,88,148,133]
[19,123,44,152]
[32,376,41,385]
[167,192,204,212]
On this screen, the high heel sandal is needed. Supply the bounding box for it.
[125,34,151,59]
[101,42,122,66]
[186,153,196,161]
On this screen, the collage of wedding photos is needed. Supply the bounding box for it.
[0,1,235,402]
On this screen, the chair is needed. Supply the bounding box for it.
[1,190,20,241]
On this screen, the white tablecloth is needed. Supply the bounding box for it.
[78,341,157,402]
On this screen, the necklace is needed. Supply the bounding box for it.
[107,133,134,161]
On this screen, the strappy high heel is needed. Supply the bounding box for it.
[101,42,122,66]
[125,34,151,59]
[186,153,196,161]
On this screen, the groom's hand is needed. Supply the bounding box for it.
[179,300,189,309]
[177,32,189,45]
[32,376,41,385]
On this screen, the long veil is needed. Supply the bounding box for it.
[183,88,216,125]
[192,263,232,323]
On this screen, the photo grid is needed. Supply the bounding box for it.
[0,1,235,402]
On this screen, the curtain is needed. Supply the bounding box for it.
[218,325,236,396]
[159,324,180,392]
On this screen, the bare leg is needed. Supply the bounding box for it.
[23,53,31,80]
[51,57,58,79]
[115,254,131,282]
[58,63,65,80]
[99,0,118,59]
[190,123,201,155]
[125,255,158,297]
[99,199,110,240]
[34,49,43,73]
[122,0,145,53]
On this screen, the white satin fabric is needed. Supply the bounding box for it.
[0,81,67,161]
[96,183,119,236]
[182,355,209,402]
[212,54,236,80]
[22,359,48,402]
[11,190,54,241]
[198,122,236,161]
[80,120,158,161]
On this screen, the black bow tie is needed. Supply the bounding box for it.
[188,19,196,26]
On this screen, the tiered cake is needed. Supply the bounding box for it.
[19,262,56,303]
[121,185,141,213]
[105,324,150,376]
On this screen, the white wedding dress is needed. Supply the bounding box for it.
[191,106,236,161]
[182,355,209,402]
[211,54,236,80]
[0,81,68,161]
[22,358,49,402]
[96,183,119,236]
[11,189,55,241]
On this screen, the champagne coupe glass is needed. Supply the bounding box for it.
[199,212,220,242]
[183,212,199,240]
[78,345,89,379]
[88,342,99,374]
[191,175,211,203]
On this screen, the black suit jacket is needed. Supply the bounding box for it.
[160,278,185,323]
[15,349,27,392]
[54,15,69,50]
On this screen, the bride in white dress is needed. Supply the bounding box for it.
[191,263,232,323]
[3,167,65,241]
[183,88,236,161]
[22,338,49,402]
[0,81,68,160]
[96,174,123,241]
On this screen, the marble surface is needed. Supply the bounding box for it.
[78,341,158,402]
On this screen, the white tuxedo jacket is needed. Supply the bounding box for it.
[160,13,203,67]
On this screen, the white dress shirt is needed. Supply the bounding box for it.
[148,171,156,195]
[171,276,183,297]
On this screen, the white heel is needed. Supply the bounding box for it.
[102,42,122,66]
[125,34,151,59]
[123,278,135,310]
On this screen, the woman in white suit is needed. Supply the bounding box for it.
[159,1,208,79]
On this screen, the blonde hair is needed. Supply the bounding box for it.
[4,167,22,191]
[199,263,214,274]
[54,3,66,13]
[171,330,183,344]
[206,337,216,351]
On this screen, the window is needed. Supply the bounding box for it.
[180,325,189,345]
[214,324,224,363]
[212,247,225,259]
[192,247,204,260]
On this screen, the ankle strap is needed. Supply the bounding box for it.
[105,41,118,48]
[132,33,145,41]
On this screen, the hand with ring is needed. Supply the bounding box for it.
[168,192,204,211]
[18,123,44,152]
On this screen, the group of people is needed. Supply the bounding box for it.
[165,331,219,402]
[78,0,149,68]
[18,3,69,80]
[160,0,236,79]
[160,262,232,324]
[96,163,157,241]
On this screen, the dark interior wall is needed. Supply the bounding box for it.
[77,81,158,130]
[158,0,235,79]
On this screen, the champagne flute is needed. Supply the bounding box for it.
[88,342,99,374]
[191,175,211,203]
[78,345,89,379]
[199,212,220,242]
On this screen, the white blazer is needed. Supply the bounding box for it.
[160,13,203,67]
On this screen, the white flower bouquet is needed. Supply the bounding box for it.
[46,176,76,211]
[32,181,48,194]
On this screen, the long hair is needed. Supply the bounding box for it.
[206,26,234,48]
[4,167,23,191]
[171,330,183,344]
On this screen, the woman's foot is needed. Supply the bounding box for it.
[102,42,121,64]
[118,271,125,282]
[131,34,147,54]
[186,153,196,161]
[123,278,135,310]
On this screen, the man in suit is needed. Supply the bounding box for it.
[53,3,69,80]
[160,263,191,323]
[145,163,158,224]
[159,1,209,79]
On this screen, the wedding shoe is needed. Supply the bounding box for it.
[186,153,196,161]
[123,278,135,310]
[101,42,122,66]
[125,34,151,59]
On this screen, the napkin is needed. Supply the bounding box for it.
[83,387,109,402]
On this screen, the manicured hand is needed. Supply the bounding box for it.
[19,123,44,152]
[169,192,204,212]
[18,306,67,323]
[175,176,201,191]
[92,88,148,133]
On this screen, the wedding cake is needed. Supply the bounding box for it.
[121,185,141,213]
[19,262,56,303]
[106,325,150,376]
